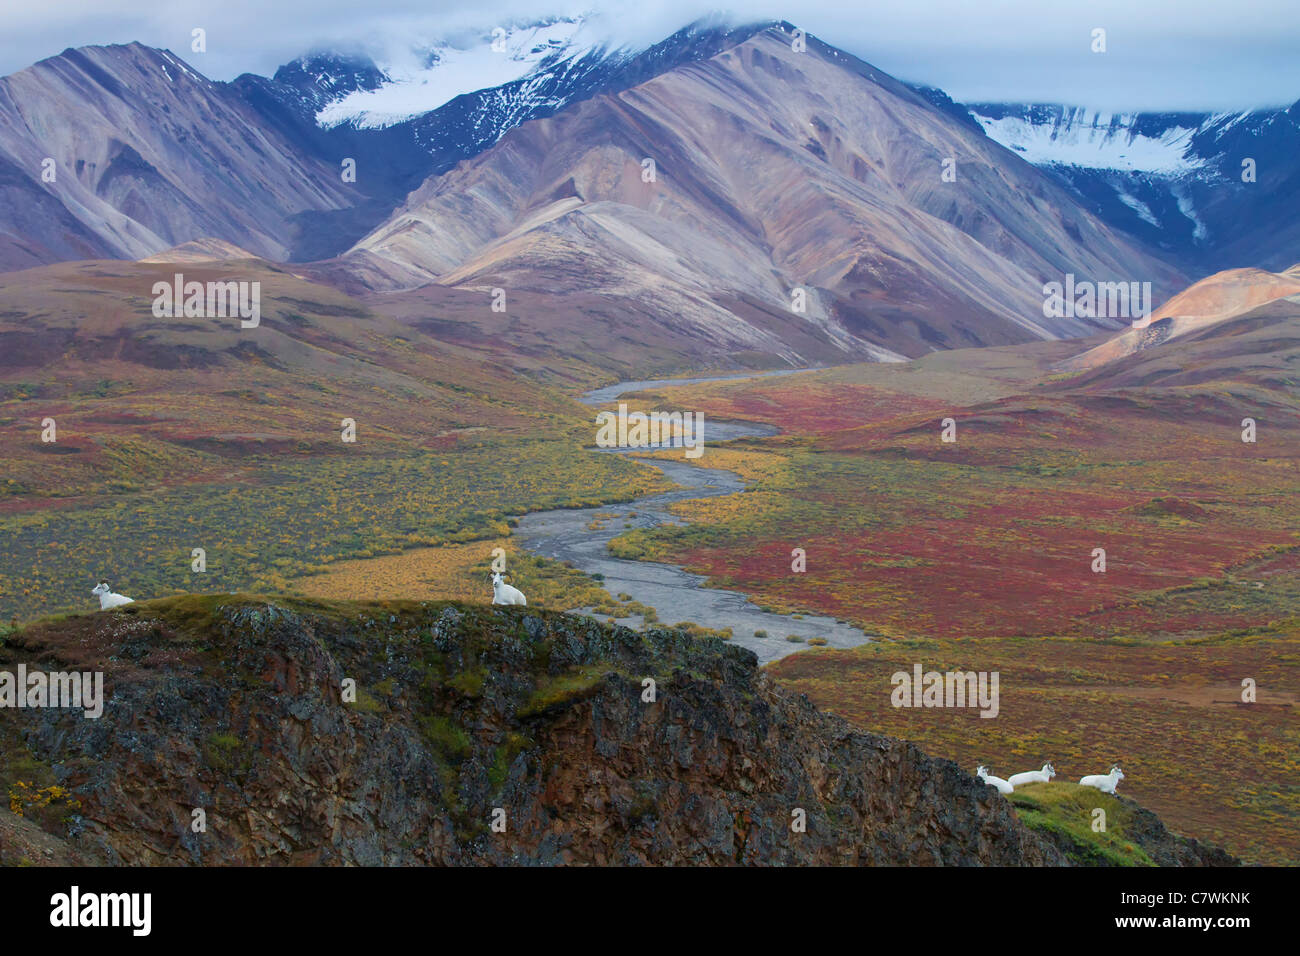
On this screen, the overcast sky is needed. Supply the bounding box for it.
[3,0,1297,110]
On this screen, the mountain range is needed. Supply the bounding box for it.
[0,17,1209,370]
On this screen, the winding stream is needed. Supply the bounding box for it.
[513,372,876,664]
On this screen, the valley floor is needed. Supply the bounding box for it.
[576,359,1299,864]
[3,340,1296,864]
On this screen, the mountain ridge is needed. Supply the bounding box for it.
[965,100,1300,271]
[0,41,356,269]
[341,25,1186,366]
[0,21,1204,371]
[1053,264,1300,392]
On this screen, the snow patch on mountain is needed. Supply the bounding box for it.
[1174,189,1208,241]
[1117,192,1159,227]
[971,108,1205,174]
[315,18,619,129]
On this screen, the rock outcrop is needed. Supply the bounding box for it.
[0,596,1232,866]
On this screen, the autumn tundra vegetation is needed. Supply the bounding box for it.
[2,276,1297,863]
[584,331,1300,864]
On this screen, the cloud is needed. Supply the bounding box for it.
[3,0,1298,110]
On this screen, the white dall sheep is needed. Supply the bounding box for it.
[1007,763,1057,789]
[1079,766,1125,794]
[976,765,1013,795]
[491,571,527,606]
[91,581,133,610]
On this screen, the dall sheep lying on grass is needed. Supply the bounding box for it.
[90,581,133,610]
[490,571,527,606]
[1007,763,1056,789]
[1079,766,1125,794]
[976,765,1013,795]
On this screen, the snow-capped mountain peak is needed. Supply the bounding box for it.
[314,17,625,129]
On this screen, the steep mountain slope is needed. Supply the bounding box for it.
[0,595,1235,865]
[0,21,798,270]
[0,43,358,271]
[346,25,1186,367]
[1058,264,1300,376]
[231,19,775,259]
[967,102,1300,271]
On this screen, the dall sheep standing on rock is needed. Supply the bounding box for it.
[490,571,526,606]
[1008,763,1056,789]
[976,765,1014,795]
[90,581,133,610]
[1079,766,1125,794]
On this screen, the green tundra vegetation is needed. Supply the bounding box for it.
[0,436,671,623]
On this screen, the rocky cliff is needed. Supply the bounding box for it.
[0,596,1233,866]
